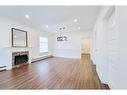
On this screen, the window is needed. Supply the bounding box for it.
[40,37,48,53]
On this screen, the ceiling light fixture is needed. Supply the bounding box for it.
[57,27,67,41]
[78,27,80,30]
[25,14,30,19]
[46,25,49,28]
[74,18,78,22]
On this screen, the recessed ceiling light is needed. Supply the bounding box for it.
[78,27,80,30]
[55,31,58,33]
[46,25,49,28]
[25,14,30,19]
[74,18,78,22]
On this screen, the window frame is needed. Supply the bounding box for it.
[39,37,49,53]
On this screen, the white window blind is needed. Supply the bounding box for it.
[40,37,48,53]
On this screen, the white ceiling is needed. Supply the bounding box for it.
[0,6,101,33]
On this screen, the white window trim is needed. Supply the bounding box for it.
[39,37,48,53]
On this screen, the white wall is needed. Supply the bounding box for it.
[0,16,53,69]
[91,6,127,89]
[116,6,127,89]
[52,31,92,59]
[91,7,110,84]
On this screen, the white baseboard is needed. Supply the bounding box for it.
[31,55,53,62]
[0,66,6,71]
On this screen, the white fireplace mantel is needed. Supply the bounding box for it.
[0,46,32,70]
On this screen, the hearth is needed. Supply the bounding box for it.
[12,51,29,68]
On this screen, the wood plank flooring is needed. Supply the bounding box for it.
[0,56,102,89]
[81,54,90,64]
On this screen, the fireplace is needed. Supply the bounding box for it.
[12,51,29,68]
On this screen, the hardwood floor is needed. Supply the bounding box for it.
[81,54,90,64]
[0,57,102,89]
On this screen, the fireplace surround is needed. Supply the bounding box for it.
[12,51,29,68]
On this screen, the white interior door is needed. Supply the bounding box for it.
[81,38,91,54]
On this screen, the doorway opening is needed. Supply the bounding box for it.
[81,37,91,64]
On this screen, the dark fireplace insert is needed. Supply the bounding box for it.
[14,55,28,65]
[12,51,29,67]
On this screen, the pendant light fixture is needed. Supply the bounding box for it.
[57,27,67,41]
